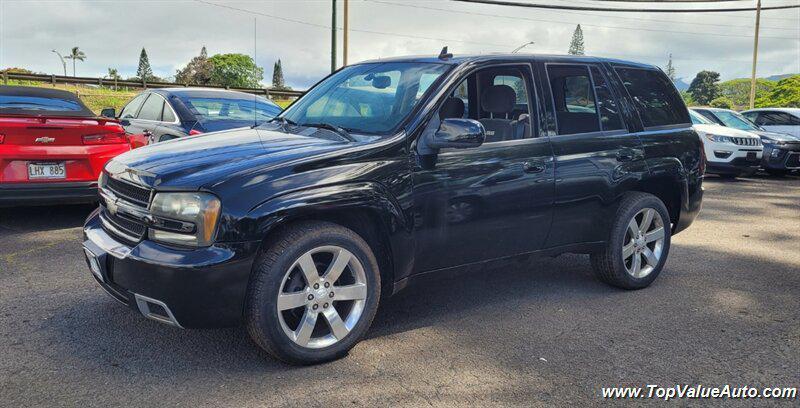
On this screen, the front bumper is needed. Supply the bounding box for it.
[0,181,98,207]
[706,157,761,175]
[762,144,800,170]
[82,208,260,328]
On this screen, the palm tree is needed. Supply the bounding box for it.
[64,47,86,77]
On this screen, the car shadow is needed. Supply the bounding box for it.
[0,204,94,234]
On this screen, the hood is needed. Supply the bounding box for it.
[752,130,800,143]
[692,124,759,138]
[107,127,350,189]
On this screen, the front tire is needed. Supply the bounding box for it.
[591,192,671,290]
[245,221,381,365]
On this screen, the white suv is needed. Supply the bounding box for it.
[689,109,763,178]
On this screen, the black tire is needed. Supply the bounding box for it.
[590,192,672,290]
[245,221,381,365]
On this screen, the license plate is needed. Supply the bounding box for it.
[746,152,757,161]
[28,162,66,179]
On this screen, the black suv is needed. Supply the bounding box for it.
[83,54,703,364]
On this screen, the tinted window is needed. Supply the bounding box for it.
[120,93,148,119]
[183,97,279,122]
[614,68,688,127]
[547,65,600,135]
[494,75,528,105]
[590,67,624,131]
[758,112,800,126]
[137,94,164,121]
[712,110,759,131]
[0,95,84,112]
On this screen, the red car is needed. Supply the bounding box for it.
[0,86,131,206]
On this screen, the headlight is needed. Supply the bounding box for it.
[148,192,221,247]
[98,171,107,188]
[704,134,733,144]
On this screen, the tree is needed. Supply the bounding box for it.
[106,68,120,80]
[568,24,585,55]
[688,70,721,105]
[709,97,734,109]
[208,53,263,88]
[271,59,289,90]
[64,47,86,77]
[137,48,154,82]
[665,54,676,83]
[755,75,800,108]
[718,78,775,109]
[176,46,214,85]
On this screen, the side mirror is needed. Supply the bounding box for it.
[430,118,485,150]
[100,108,116,118]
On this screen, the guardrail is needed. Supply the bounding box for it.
[1,72,305,99]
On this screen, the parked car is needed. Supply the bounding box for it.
[83,54,703,364]
[102,88,282,146]
[741,108,800,138]
[693,107,800,175]
[688,109,762,178]
[0,86,130,206]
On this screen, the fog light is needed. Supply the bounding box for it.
[713,150,732,159]
[771,149,781,158]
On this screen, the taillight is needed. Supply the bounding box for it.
[82,133,128,145]
[189,129,203,136]
[0,133,4,144]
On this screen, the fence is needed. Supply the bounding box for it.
[1,71,305,99]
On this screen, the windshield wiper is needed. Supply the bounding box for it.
[300,122,356,142]
[263,116,297,130]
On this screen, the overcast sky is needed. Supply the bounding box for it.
[1,0,798,89]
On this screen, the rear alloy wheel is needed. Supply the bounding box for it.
[591,192,671,289]
[246,221,380,365]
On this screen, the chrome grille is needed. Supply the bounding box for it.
[105,177,152,207]
[731,137,761,146]
[100,209,146,244]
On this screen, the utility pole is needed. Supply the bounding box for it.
[331,0,337,73]
[748,0,761,109]
[343,0,349,66]
[51,50,67,76]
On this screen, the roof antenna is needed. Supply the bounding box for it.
[438,46,453,60]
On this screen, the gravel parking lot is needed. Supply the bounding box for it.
[1,174,798,407]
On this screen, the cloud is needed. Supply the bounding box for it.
[1,0,798,89]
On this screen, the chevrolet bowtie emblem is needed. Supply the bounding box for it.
[34,137,56,144]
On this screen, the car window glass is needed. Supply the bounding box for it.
[590,66,624,131]
[547,65,601,135]
[137,94,165,121]
[119,93,147,119]
[162,102,176,122]
[493,75,528,105]
[761,112,799,126]
[614,68,688,127]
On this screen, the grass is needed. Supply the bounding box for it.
[4,80,296,114]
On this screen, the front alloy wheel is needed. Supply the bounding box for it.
[277,246,368,349]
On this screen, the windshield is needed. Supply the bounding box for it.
[714,110,760,131]
[181,96,281,123]
[280,62,450,135]
[689,110,712,125]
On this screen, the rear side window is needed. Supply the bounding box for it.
[614,67,688,128]
[757,112,800,126]
[120,93,147,119]
[590,67,624,131]
[137,94,165,121]
[547,64,600,135]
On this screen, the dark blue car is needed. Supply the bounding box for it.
[102,88,282,146]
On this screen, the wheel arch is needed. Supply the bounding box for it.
[247,182,409,298]
[629,174,686,232]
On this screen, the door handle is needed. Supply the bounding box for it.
[616,148,640,162]
[523,161,546,173]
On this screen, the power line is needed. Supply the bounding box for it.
[453,0,800,13]
[366,0,800,40]
[193,0,507,47]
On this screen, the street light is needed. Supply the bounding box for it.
[511,41,535,53]
[51,50,67,76]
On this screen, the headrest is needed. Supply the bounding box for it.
[480,85,515,114]
[439,97,465,120]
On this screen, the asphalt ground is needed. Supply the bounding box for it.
[1,173,798,407]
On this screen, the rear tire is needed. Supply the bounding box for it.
[590,192,671,290]
[245,221,381,365]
